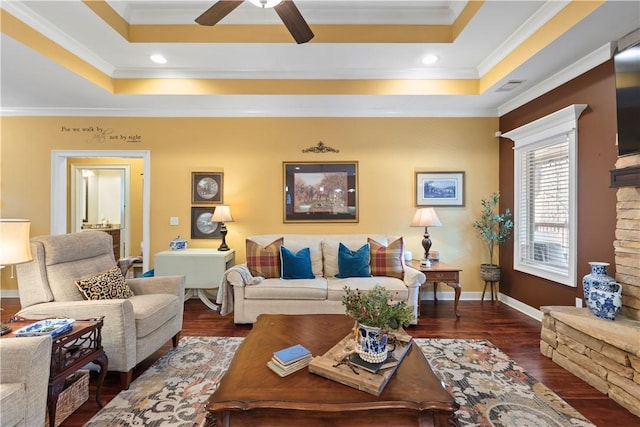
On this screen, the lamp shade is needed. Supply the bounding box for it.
[410,208,442,228]
[211,206,234,223]
[0,219,32,266]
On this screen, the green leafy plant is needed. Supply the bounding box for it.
[473,191,513,265]
[341,284,414,330]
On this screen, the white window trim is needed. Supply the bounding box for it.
[503,104,587,287]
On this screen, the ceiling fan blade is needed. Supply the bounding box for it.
[195,0,245,26]
[274,1,314,44]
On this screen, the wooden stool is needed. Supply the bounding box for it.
[482,280,498,302]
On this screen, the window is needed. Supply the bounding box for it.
[503,104,587,287]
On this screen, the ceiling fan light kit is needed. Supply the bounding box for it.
[248,0,283,8]
[195,0,314,44]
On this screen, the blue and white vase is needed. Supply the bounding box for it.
[356,323,388,363]
[582,262,622,320]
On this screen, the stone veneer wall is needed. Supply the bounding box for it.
[615,153,640,321]
[540,306,640,417]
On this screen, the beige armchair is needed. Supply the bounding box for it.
[15,231,185,389]
[0,335,52,427]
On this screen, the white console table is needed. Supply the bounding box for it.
[154,248,235,311]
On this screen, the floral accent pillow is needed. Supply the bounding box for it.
[368,237,405,280]
[75,266,134,300]
[246,237,283,278]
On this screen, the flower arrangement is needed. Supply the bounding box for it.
[341,284,414,330]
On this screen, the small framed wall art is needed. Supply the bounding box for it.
[191,207,223,239]
[283,161,358,223]
[192,172,223,204]
[415,171,465,206]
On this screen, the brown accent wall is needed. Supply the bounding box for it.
[499,60,619,309]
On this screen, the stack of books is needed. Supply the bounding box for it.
[267,344,312,377]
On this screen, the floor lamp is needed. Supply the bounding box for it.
[410,208,442,267]
[0,219,33,335]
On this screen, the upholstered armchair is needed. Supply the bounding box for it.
[0,335,52,427]
[15,231,185,389]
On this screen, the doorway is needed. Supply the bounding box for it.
[51,150,151,270]
[70,164,130,258]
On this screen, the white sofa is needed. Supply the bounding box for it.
[224,234,426,324]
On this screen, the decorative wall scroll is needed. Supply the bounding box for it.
[302,141,340,153]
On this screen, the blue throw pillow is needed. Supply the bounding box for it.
[280,246,315,279]
[336,243,371,278]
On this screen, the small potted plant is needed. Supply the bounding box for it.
[472,192,513,281]
[342,285,413,363]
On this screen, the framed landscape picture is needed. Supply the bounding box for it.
[416,171,465,206]
[191,207,223,239]
[283,161,358,223]
[192,172,223,204]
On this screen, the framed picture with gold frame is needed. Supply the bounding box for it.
[192,172,223,204]
[283,161,358,223]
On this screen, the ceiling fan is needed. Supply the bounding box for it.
[195,0,314,44]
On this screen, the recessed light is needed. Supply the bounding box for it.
[150,54,167,64]
[421,54,439,65]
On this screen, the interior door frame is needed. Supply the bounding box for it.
[51,150,151,270]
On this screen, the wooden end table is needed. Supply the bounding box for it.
[206,314,458,426]
[4,317,108,427]
[410,260,462,317]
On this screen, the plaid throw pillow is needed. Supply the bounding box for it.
[368,237,405,280]
[246,237,283,278]
[75,266,134,300]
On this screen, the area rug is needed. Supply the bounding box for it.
[84,336,594,427]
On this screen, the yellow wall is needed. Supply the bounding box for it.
[1,116,499,294]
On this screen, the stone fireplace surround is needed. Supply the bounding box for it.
[540,153,640,418]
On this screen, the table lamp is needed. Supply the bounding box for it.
[0,219,33,335]
[211,206,234,251]
[410,208,442,267]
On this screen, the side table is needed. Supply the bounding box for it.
[155,248,236,311]
[4,317,108,427]
[410,260,462,317]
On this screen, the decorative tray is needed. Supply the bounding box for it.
[13,318,75,337]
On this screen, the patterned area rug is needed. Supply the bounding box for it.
[84,337,594,427]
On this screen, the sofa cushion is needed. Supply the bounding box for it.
[244,278,328,300]
[368,237,405,279]
[322,234,376,277]
[75,266,134,300]
[0,383,25,427]
[336,243,371,278]
[280,246,315,280]
[282,238,323,277]
[326,277,409,302]
[246,237,283,278]
[128,294,181,338]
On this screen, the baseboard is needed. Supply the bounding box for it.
[498,293,543,321]
[420,290,543,322]
[0,290,19,299]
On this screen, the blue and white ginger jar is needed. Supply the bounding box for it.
[169,236,187,250]
[582,262,622,321]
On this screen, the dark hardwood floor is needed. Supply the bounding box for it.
[1,297,637,426]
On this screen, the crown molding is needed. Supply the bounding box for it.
[497,43,613,116]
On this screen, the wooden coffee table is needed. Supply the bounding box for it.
[205,314,458,426]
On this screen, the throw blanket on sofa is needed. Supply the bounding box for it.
[216,265,258,316]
